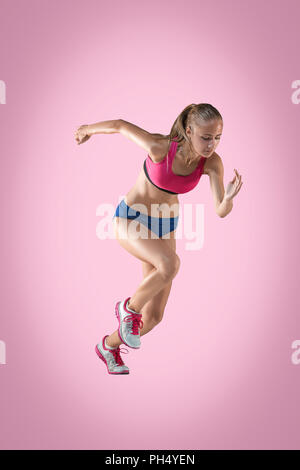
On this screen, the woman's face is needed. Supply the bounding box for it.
[187,119,223,157]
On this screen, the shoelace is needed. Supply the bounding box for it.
[110,346,129,366]
[124,312,144,335]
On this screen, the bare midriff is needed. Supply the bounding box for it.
[124,168,180,219]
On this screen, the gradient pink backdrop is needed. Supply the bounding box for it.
[0,0,299,450]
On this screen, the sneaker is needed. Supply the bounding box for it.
[95,335,129,375]
[115,297,144,349]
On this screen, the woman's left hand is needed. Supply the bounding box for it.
[224,169,243,201]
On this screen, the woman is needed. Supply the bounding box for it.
[75,103,243,375]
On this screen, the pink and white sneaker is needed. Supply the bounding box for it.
[115,297,144,349]
[95,335,129,375]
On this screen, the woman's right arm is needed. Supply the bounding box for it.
[75,119,162,157]
[75,120,120,145]
[117,119,164,156]
[87,119,121,135]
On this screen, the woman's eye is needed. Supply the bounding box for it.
[201,137,221,141]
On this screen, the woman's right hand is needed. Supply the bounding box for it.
[75,124,92,145]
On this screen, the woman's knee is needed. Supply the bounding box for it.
[146,311,164,328]
[158,254,180,281]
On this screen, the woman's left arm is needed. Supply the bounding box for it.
[207,153,243,218]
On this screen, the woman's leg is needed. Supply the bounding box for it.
[113,217,180,312]
[139,235,176,336]
[106,218,178,348]
[139,265,173,336]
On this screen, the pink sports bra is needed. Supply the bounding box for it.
[143,139,207,194]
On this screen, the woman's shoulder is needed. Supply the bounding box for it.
[148,135,173,163]
[202,152,223,175]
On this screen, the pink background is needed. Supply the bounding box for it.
[1,0,300,450]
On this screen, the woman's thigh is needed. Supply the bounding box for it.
[113,216,179,271]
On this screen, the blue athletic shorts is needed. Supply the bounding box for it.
[113,199,179,238]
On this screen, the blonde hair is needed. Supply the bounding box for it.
[166,103,223,169]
